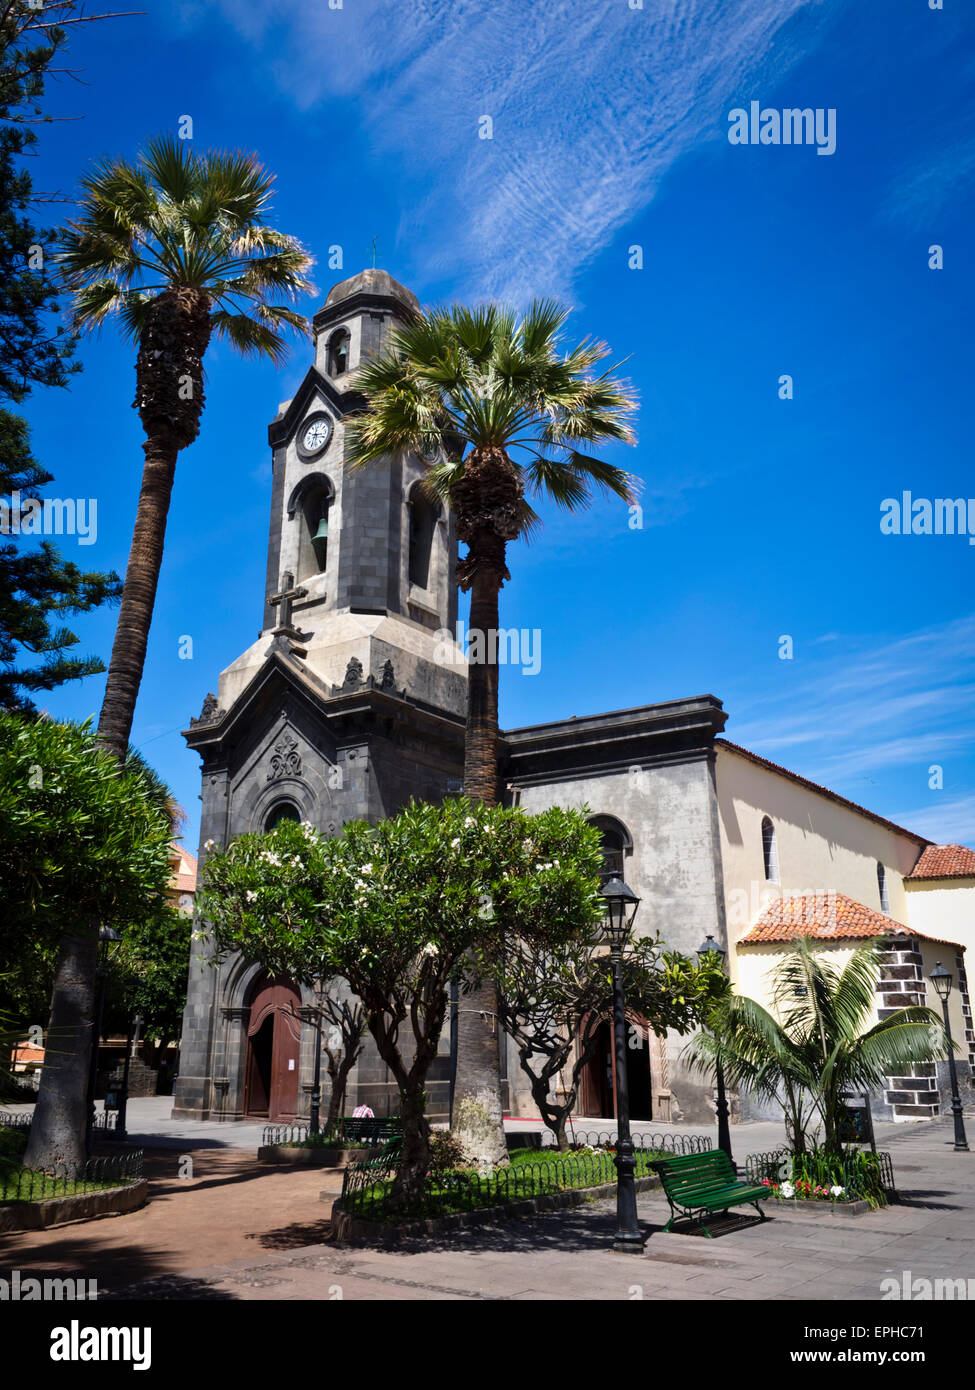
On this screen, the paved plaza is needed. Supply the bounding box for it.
[2,1103,973,1301]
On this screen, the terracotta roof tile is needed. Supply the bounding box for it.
[908,844,975,880]
[739,892,962,949]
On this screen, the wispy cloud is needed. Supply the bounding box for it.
[189,0,833,301]
[724,615,975,844]
[890,795,975,847]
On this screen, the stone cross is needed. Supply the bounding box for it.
[269,571,307,633]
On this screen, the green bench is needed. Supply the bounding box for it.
[651,1150,770,1238]
[342,1116,402,1146]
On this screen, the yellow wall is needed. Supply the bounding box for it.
[905,878,975,959]
[715,745,923,983]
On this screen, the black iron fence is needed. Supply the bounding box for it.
[0,1109,118,1133]
[0,1110,32,1130]
[340,1131,713,1222]
[262,1116,403,1147]
[0,1150,144,1205]
[567,1130,713,1154]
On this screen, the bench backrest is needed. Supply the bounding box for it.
[651,1149,737,1197]
[344,1117,402,1142]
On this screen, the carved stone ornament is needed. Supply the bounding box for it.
[267,732,302,782]
[380,659,395,689]
[191,691,225,727]
[343,657,363,689]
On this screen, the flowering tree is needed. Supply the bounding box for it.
[0,714,173,1170]
[200,798,603,1210]
[496,933,725,1150]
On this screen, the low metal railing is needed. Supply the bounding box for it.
[0,1150,144,1204]
[262,1116,403,1147]
[339,1132,712,1221]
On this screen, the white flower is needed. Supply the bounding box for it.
[451,837,461,849]
[422,942,439,958]
[360,862,374,875]
[463,816,475,828]
[290,856,301,867]
[830,1185,844,1197]
[204,839,217,852]
[779,1181,795,1199]
[246,890,258,903]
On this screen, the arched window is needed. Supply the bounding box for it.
[877,861,890,914]
[264,802,300,832]
[588,815,632,880]
[298,486,331,579]
[408,487,438,589]
[328,328,350,377]
[761,816,779,883]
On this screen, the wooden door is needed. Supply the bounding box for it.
[245,973,302,1120]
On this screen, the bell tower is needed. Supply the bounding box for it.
[216,269,466,717]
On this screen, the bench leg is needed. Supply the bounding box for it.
[753,1202,768,1222]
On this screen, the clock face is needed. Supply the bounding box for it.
[297,413,332,459]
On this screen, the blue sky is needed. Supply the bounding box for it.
[21,0,975,853]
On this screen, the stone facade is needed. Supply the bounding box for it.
[174,267,973,1135]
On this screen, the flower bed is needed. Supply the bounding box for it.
[761,1177,849,1202]
[744,1147,895,1210]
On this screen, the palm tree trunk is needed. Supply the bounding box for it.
[24,929,98,1173]
[452,563,509,1168]
[95,432,179,760]
[22,435,178,1171]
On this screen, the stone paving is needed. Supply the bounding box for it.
[106,1116,975,1300]
[4,1102,972,1300]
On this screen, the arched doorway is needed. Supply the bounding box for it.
[579,1016,654,1121]
[244,972,302,1120]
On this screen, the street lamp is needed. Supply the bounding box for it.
[86,925,120,1153]
[310,975,326,1136]
[929,961,969,1152]
[697,934,734,1167]
[600,873,644,1255]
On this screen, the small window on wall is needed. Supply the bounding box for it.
[328,328,350,377]
[408,489,437,590]
[589,816,630,880]
[762,816,779,883]
[878,861,890,914]
[264,802,300,831]
[298,488,330,579]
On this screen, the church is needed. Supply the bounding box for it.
[173,268,975,1131]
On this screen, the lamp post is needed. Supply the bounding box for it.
[697,934,734,1167]
[302,974,327,1137]
[929,961,969,1153]
[86,925,120,1154]
[600,873,645,1255]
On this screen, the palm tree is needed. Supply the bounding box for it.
[686,936,951,1153]
[30,136,312,1166]
[59,133,313,761]
[346,300,638,1164]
